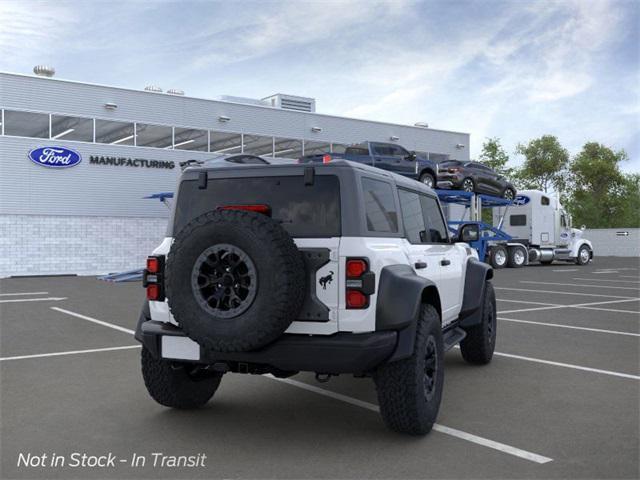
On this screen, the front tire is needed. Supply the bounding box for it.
[141,347,223,409]
[462,178,475,192]
[374,304,444,435]
[419,172,435,189]
[460,282,496,365]
[503,188,515,201]
[576,245,591,265]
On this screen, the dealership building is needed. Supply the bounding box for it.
[0,69,470,277]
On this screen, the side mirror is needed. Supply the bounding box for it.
[581,224,586,231]
[406,151,417,161]
[458,224,480,243]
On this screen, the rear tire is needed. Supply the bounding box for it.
[489,245,508,269]
[419,172,435,189]
[141,347,223,409]
[507,246,526,268]
[460,282,496,365]
[374,304,444,435]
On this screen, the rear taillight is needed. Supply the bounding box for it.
[219,204,271,215]
[322,154,332,164]
[345,257,375,309]
[143,255,165,301]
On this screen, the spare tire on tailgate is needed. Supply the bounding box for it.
[166,209,305,352]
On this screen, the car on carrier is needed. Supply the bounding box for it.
[135,160,497,435]
[437,160,517,200]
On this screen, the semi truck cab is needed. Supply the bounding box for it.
[494,190,593,265]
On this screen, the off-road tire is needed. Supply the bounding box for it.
[460,282,496,365]
[166,209,305,352]
[489,245,508,269]
[507,245,526,268]
[141,347,222,409]
[374,304,444,435]
[419,172,436,189]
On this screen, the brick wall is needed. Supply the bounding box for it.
[0,214,168,277]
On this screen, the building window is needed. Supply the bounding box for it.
[50,114,93,142]
[210,131,243,154]
[361,177,398,233]
[135,123,173,148]
[3,110,49,138]
[331,143,347,154]
[95,119,135,145]
[173,127,208,151]
[242,134,273,156]
[303,140,331,156]
[273,137,302,159]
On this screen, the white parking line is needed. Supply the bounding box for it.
[492,351,640,380]
[0,297,67,304]
[267,376,553,464]
[495,287,637,299]
[520,281,640,291]
[620,275,640,279]
[497,299,563,307]
[50,307,135,335]
[498,317,640,337]
[499,298,640,314]
[572,278,640,284]
[0,291,49,296]
[552,269,579,272]
[0,345,141,362]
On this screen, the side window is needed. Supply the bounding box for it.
[390,145,409,158]
[399,190,427,244]
[361,178,398,233]
[510,214,527,226]
[541,196,550,206]
[419,195,449,243]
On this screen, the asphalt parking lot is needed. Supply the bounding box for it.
[1,256,638,479]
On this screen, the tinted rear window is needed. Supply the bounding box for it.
[510,214,527,226]
[173,175,341,237]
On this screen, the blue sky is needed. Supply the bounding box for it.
[1,0,638,171]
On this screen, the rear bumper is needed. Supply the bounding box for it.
[136,319,397,375]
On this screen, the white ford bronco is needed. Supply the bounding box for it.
[136,160,496,435]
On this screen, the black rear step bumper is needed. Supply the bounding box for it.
[136,319,397,375]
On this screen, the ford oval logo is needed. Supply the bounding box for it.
[513,195,530,206]
[28,146,82,168]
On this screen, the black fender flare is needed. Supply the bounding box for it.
[134,301,159,358]
[419,167,437,181]
[458,257,493,328]
[376,264,442,362]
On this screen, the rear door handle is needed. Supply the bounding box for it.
[414,262,427,269]
[440,259,451,266]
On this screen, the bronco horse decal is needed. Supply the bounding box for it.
[319,271,334,290]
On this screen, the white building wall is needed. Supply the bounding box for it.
[583,228,640,257]
[0,215,167,277]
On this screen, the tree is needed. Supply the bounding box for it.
[479,137,512,176]
[565,143,638,228]
[515,135,569,193]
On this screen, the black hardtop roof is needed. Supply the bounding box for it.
[182,159,436,195]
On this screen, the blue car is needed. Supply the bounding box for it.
[298,141,438,188]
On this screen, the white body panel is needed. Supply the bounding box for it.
[149,235,472,335]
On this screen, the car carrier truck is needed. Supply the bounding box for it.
[492,190,593,266]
